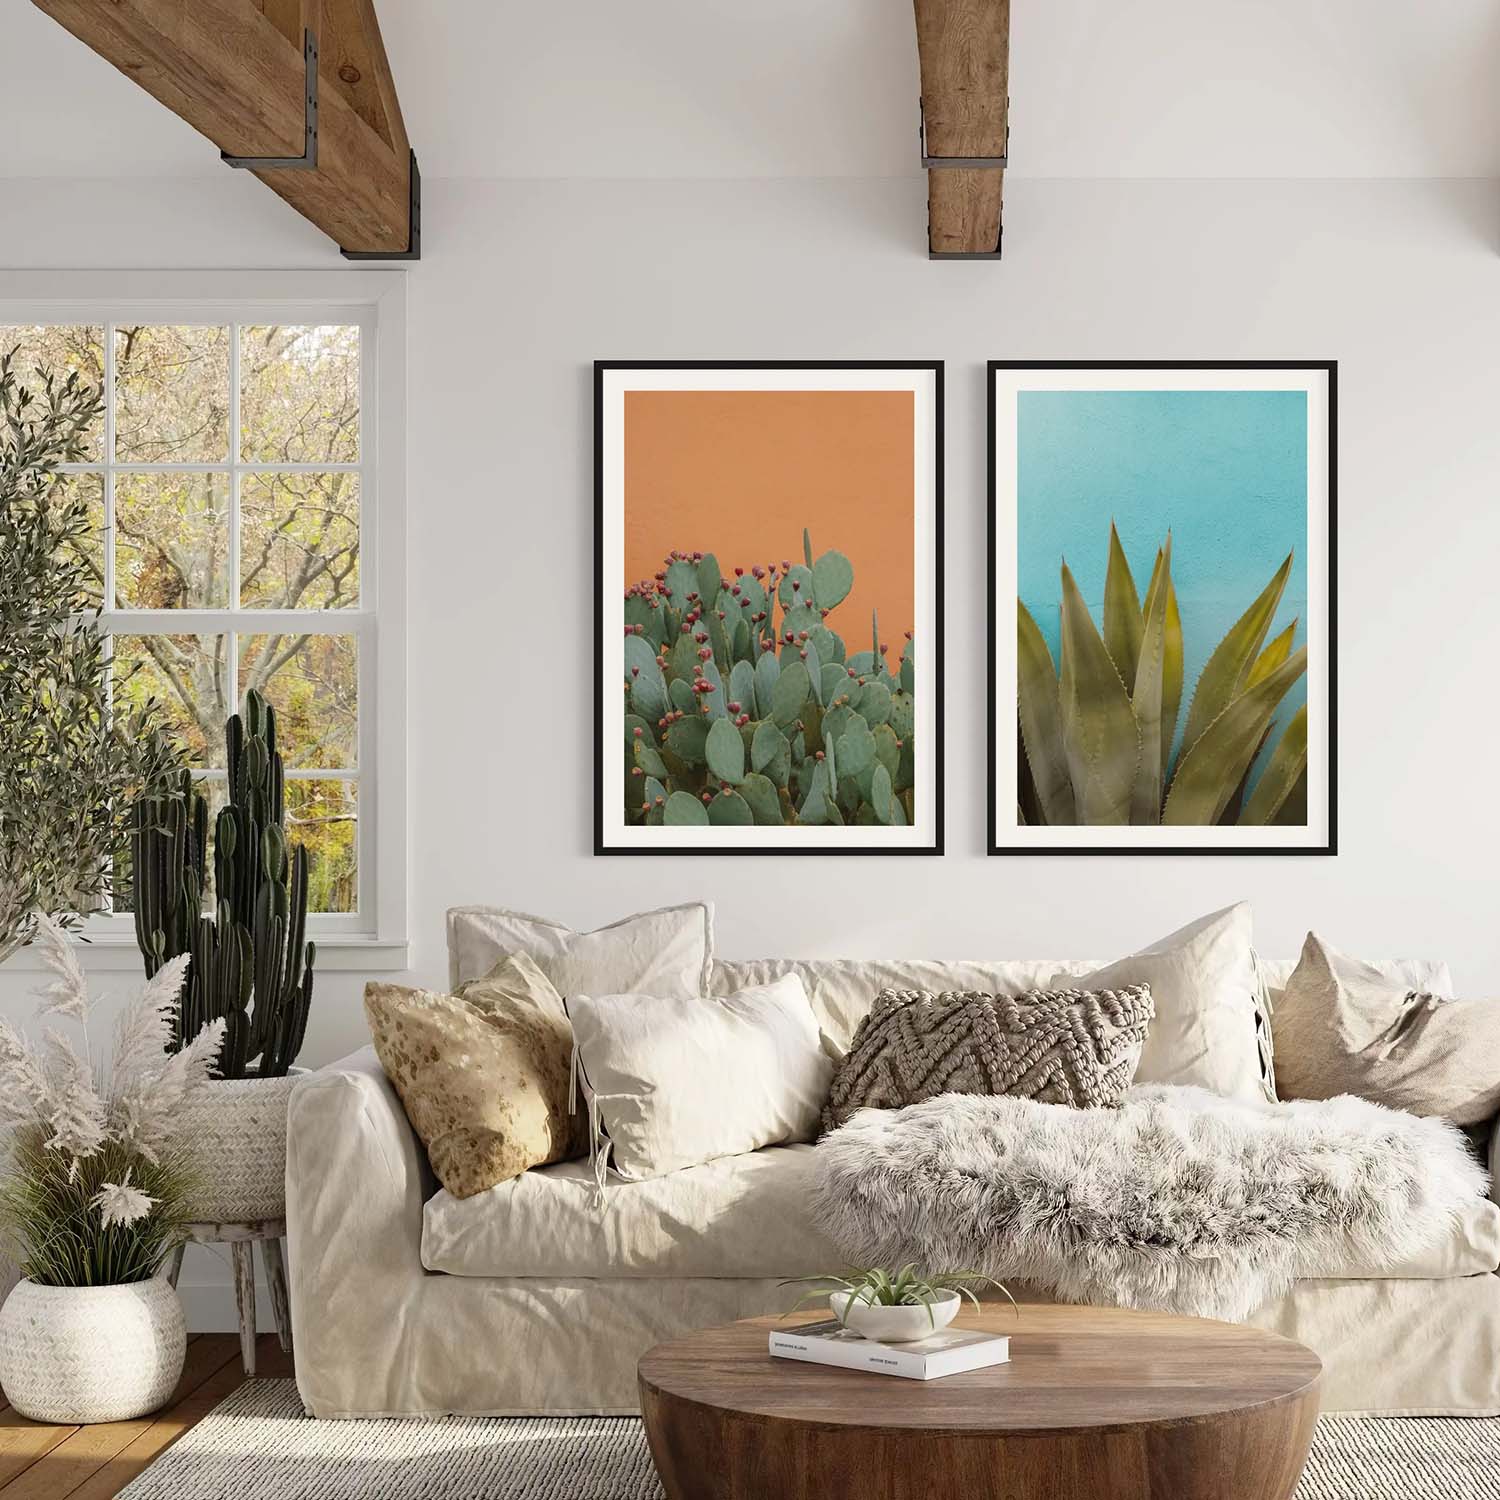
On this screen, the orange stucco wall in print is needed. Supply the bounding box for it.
[622,389,916,648]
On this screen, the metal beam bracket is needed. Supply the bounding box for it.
[221,29,319,170]
[918,99,1006,169]
[341,150,421,261]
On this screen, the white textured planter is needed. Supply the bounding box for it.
[0,1277,186,1423]
[830,1288,961,1343]
[173,1069,304,1222]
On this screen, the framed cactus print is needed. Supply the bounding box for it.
[596,361,943,854]
[989,361,1336,856]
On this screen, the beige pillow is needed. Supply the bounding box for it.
[568,974,831,1182]
[445,903,713,995]
[823,984,1155,1131]
[365,953,583,1199]
[1055,904,1265,1102]
[1273,933,1500,1125]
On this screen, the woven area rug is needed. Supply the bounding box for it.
[118,1380,1500,1500]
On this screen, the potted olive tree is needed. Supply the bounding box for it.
[0,914,225,1422]
[0,351,180,963]
[131,690,316,1223]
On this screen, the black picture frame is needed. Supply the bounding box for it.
[595,359,945,856]
[987,359,1337,857]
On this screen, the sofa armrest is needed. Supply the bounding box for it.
[286,1045,429,1414]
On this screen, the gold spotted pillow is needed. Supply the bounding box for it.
[364,953,585,1198]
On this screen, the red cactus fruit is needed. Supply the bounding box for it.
[791,580,801,592]
[697,647,713,662]
[814,750,825,762]
[727,701,742,714]
[752,565,765,579]
[702,791,713,803]
[631,767,643,777]
[632,727,643,737]
[734,566,745,577]
[692,550,703,561]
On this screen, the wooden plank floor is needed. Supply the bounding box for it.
[0,1334,291,1500]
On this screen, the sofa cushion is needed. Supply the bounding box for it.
[569,975,831,1182]
[1273,933,1500,1126]
[364,954,581,1199]
[1328,1195,1500,1279]
[446,903,713,996]
[1053,905,1267,1102]
[421,1144,841,1279]
[714,958,1081,1055]
[822,984,1154,1131]
[418,1141,1500,1283]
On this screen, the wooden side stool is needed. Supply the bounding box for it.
[165,1218,291,1376]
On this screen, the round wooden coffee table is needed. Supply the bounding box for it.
[638,1303,1320,1500]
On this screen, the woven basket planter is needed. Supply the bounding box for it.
[0,1277,186,1423]
[173,1070,305,1223]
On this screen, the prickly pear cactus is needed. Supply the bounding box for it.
[623,530,915,829]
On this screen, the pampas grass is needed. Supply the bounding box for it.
[0,910,226,1287]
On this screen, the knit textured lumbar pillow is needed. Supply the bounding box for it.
[364,952,584,1199]
[822,984,1155,1132]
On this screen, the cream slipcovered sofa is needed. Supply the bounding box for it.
[287,950,1500,1419]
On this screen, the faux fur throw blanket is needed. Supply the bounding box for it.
[811,1085,1487,1322]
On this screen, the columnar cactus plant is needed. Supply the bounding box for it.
[131,689,315,1077]
[622,530,916,828]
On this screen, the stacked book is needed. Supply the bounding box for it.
[768,1319,1011,1381]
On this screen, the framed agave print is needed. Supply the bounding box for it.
[989,361,1336,855]
[595,361,943,855]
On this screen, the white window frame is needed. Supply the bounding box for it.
[0,271,408,970]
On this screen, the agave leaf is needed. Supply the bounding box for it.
[1103,521,1144,685]
[1129,534,1173,824]
[1217,724,1271,825]
[1017,601,1075,826]
[1142,539,1184,775]
[1059,562,1139,825]
[1240,705,1309,825]
[1180,552,1294,756]
[1272,766,1309,825]
[1163,647,1307,825]
[1246,620,1297,690]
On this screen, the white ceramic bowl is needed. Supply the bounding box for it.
[829,1287,961,1343]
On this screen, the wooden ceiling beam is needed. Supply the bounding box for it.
[31,0,416,257]
[913,0,1010,258]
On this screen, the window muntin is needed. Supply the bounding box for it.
[1,317,374,922]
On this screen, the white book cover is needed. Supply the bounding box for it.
[768,1319,1011,1381]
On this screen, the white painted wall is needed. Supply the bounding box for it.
[3,173,1500,1325]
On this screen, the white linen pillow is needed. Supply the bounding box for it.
[446,903,713,997]
[568,974,832,1183]
[1052,903,1265,1103]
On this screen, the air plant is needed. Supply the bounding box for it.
[623,531,915,829]
[781,1264,1018,1329]
[1018,524,1308,827]
[0,911,225,1286]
